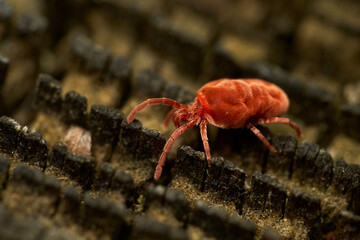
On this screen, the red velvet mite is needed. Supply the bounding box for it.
[127,79,302,180]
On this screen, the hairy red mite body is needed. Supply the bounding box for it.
[197,79,289,128]
[127,79,302,180]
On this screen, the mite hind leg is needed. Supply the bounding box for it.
[254,117,303,137]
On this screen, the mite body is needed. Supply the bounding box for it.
[197,79,289,128]
[127,79,302,180]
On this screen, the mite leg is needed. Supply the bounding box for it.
[254,117,303,137]
[163,108,176,127]
[200,119,211,163]
[154,119,197,180]
[246,122,276,152]
[127,98,187,123]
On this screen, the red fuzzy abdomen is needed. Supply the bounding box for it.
[196,79,289,128]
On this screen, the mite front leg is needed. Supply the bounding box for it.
[246,122,276,152]
[163,108,176,127]
[200,119,211,163]
[154,119,197,180]
[127,98,186,123]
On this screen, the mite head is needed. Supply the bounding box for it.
[173,107,191,127]
[173,102,204,127]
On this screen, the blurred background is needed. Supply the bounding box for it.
[0,0,360,239]
[1,0,360,161]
